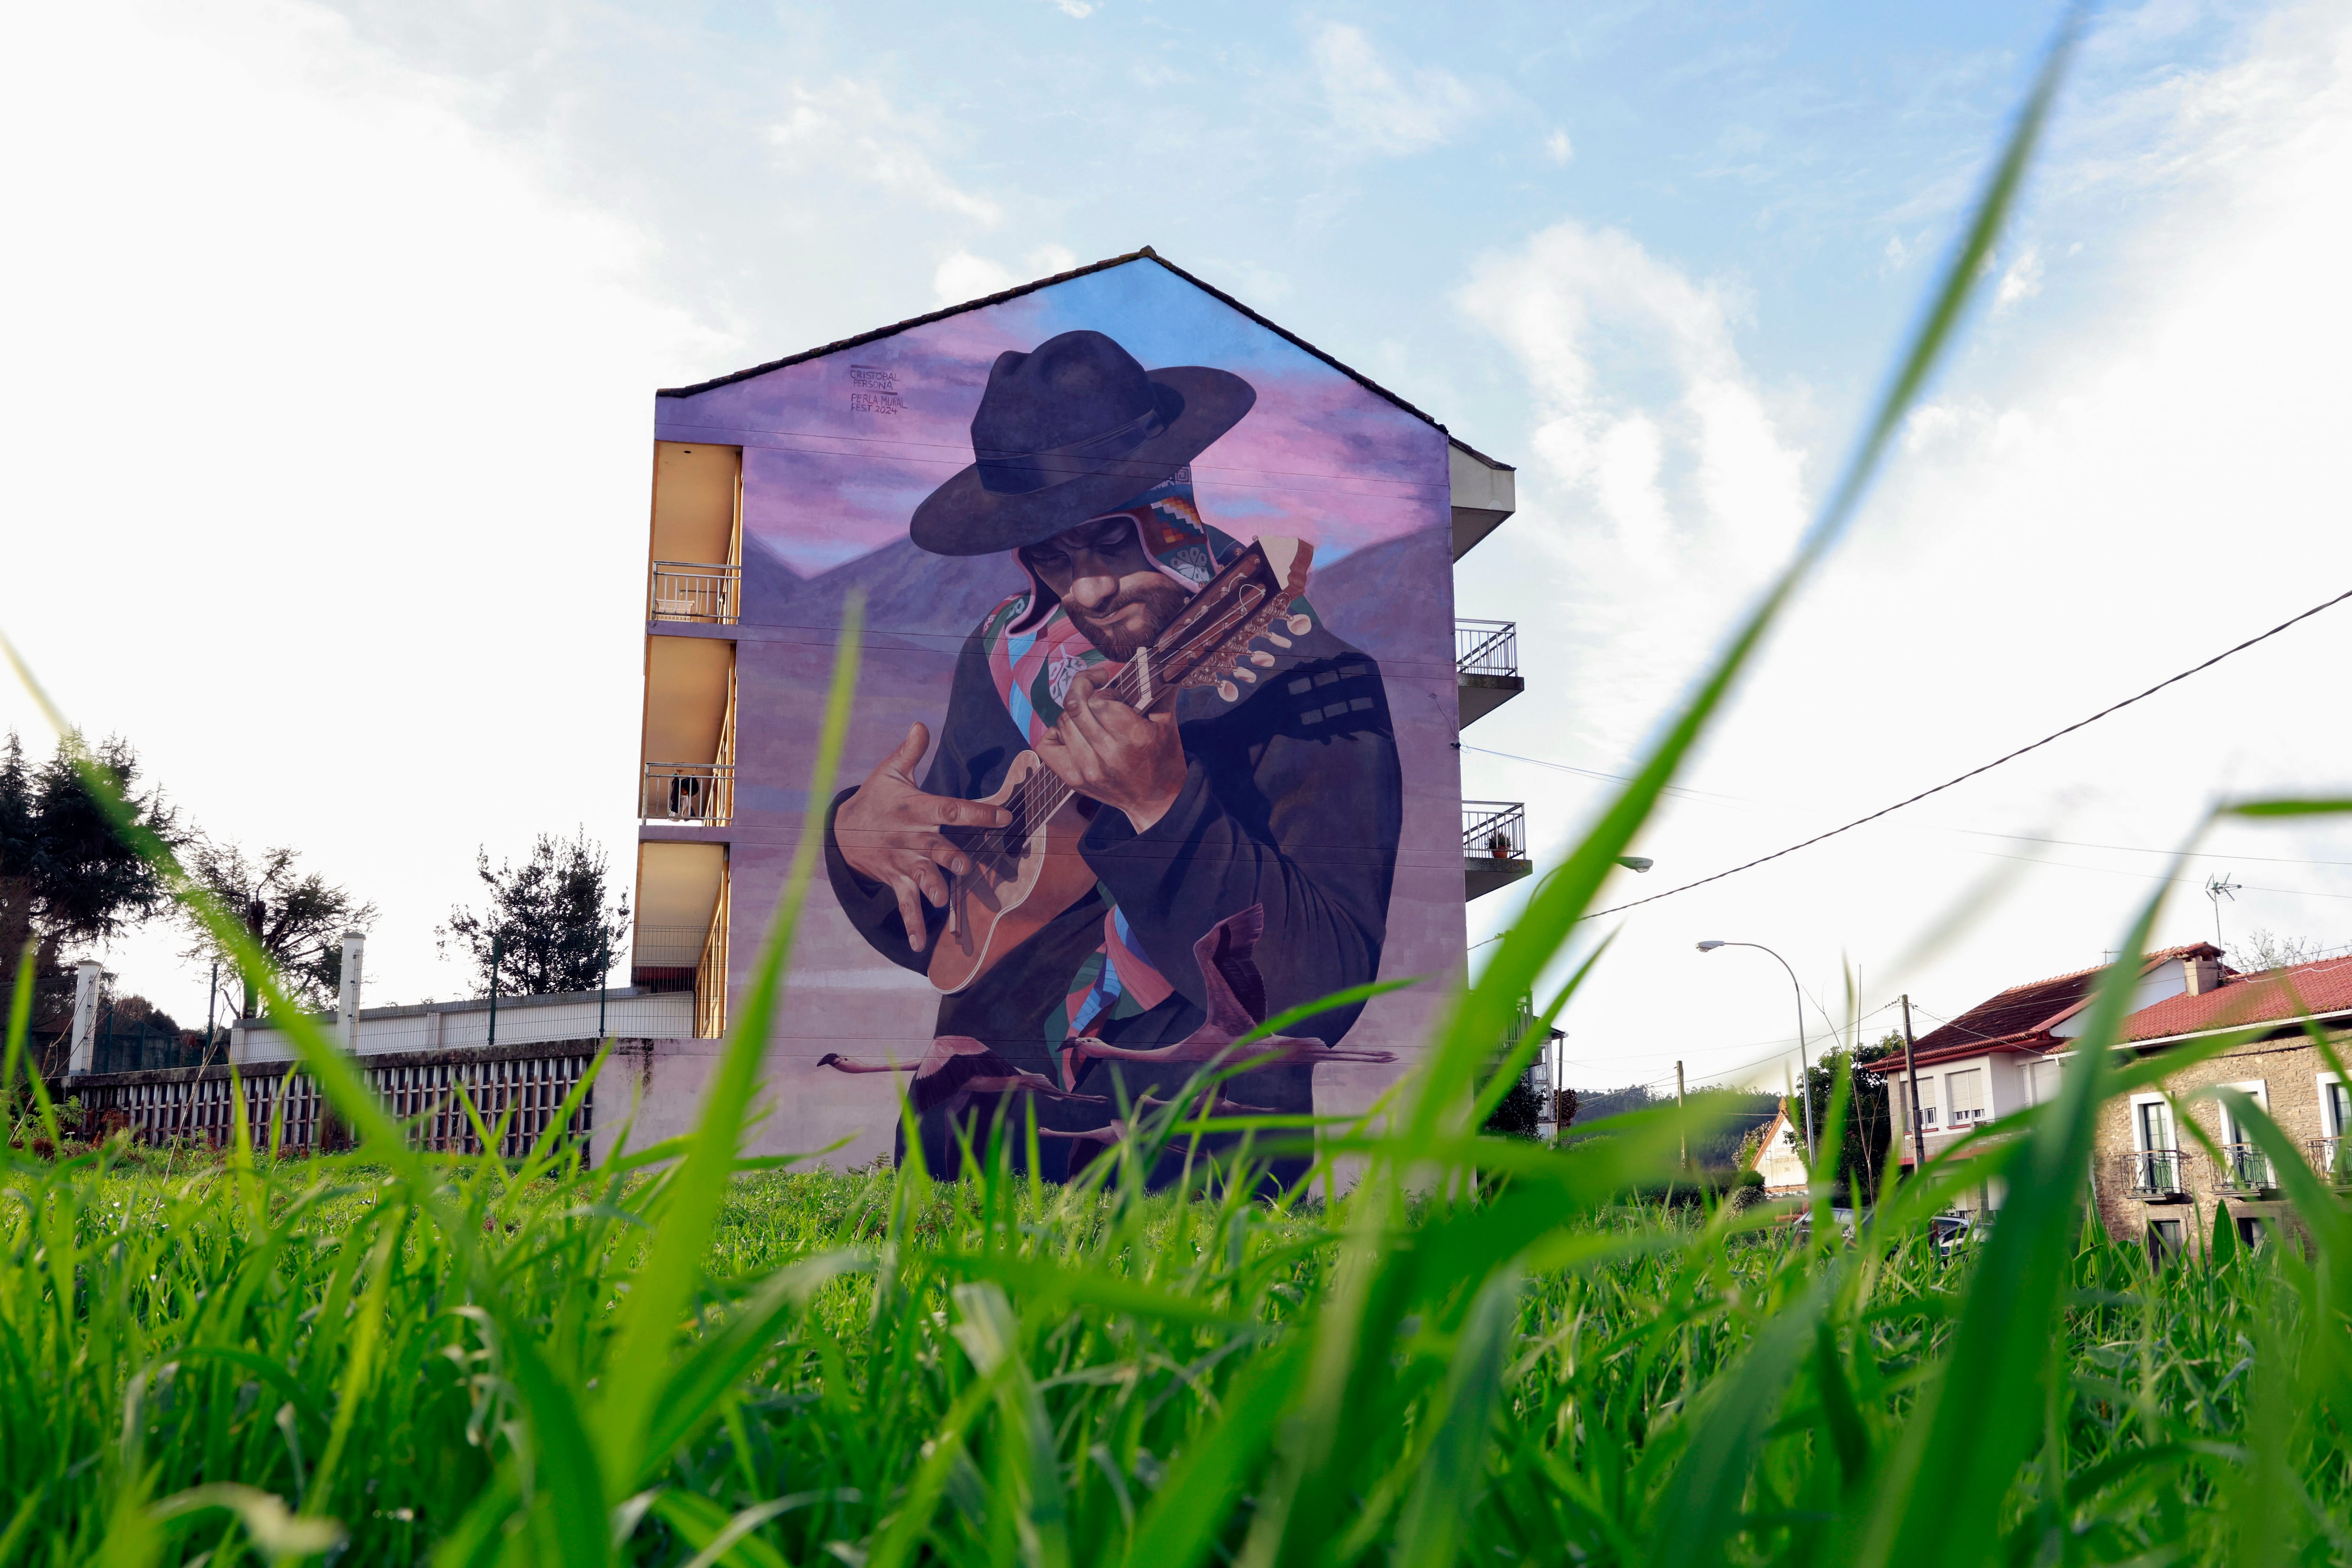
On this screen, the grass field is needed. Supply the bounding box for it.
[8,17,2352,1565]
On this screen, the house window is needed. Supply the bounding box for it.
[1946,1068,1985,1124]
[1914,1078,1939,1129]
[2320,1075,2350,1140]
[2237,1216,2265,1250]
[2136,1098,2176,1152]
[2147,1217,2184,1264]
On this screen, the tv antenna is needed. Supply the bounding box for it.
[2204,872,2242,947]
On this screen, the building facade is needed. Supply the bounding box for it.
[1870,946,2352,1252]
[627,250,1525,1172]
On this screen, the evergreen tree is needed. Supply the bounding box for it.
[439,830,630,998]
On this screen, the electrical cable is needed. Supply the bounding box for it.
[1564,587,2352,923]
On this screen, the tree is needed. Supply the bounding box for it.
[1482,1073,1545,1139]
[1794,1032,1902,1205]
[439,830,629,998]
[0,729,182,960]
[177,840,380,1014]
[2226,928,2327,976]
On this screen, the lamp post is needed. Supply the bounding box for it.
[1698,940,1814,1162]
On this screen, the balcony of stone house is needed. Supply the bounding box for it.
[647,439,743,625]
[641,637,736,828]
[1456,619,1524,727]
[2211,1141,2280,1197]
[1464,800,1532,901]
[2122,1147,2192,1201]
[2309,1136,2352,1188]
[633,842,730,1039]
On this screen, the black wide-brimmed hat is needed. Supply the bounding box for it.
[910,329,1255,556]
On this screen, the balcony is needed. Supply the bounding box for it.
[630,922,729,1040]
[1456,619,1524,728]
[2212,1142,2277,1195]
[1464,800,1532,900]
[2127,1148,2188,1199]
[642,762,735,827]
[649,561,740,625]
[2311,1138,2352,1187]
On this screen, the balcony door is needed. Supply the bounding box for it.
[2136,1098,2176,1153]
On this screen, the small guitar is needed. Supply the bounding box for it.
[927,536,1315,996]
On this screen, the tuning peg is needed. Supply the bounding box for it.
[1248,650,1275,668]
[1232,666,1257,683]
[1285,613,1311,635]
[1216,679,1240,702]
[1262,632,1293,648]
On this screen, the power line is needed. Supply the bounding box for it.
[1568,587,2352,924]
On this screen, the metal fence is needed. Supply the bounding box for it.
[642,762,735,826]
[61,1045,596,1160]
[2213,1141,2274,1192]
[648,562,740,624]
[2126,1148,2187,1195]
[1463,800,1527,862]
[2311,1138,2352,1186]
[1455,619,1518,678]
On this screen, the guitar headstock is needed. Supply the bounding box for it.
[1147,537,1316,704]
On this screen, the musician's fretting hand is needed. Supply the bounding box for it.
[835,722,1011,952]
[1038,665,1186,832]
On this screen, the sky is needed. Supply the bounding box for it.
[3,0,2349,1097]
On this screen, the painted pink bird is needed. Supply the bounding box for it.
[1070,904,1397,1072]
[817,1035,1107,1119]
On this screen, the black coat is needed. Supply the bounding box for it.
[823,610,1402,1182]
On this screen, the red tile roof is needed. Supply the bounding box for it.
[2120,954,2352,1043]
[1905,945,2219,1056]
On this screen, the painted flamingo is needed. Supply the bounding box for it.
[817,1035,1108,1119]
[1070,905,1398,1072]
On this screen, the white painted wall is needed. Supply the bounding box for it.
[233,988,693,1062]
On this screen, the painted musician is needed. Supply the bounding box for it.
[822,330,1403,1179]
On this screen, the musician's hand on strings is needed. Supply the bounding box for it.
[835,722,1010,952]
[1039,665,1186,832]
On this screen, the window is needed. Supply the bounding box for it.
[2148,1217,2184,1264]
[2218,1080,2270,1145]
[2320,1074,2351,1139]
[2237,1216,2265,1250]
[1914,1077,1939,1129]
[1946,1068,1985,1124]
[2136,1098,2176,1152]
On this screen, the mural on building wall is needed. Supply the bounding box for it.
[651,258,1461,1182]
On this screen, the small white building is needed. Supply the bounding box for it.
[1749,1100,1808,1194]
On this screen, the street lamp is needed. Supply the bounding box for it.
[1697,940,1814,1161]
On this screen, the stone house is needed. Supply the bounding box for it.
[2090,951,2352,1259]
[1865,944,2352,1256]
[1748,1099,1808,1195]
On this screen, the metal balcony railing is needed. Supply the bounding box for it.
[649,561,740,624]
[1456,619,1519,679]
[643,762,735,826]
[1464,801,1527,862]
[2311,1138,2352,1186]
[2213,1142,2274,1193]
[2127,1148,2186,1196]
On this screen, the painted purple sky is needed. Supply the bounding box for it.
[654,258,1449,578]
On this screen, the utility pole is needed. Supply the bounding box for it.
[205,959,219,1057]
[598,928,610,1039]
[1901,994,1927,1176]
[488,931,501,1047]
[1676,1059,1688,1170]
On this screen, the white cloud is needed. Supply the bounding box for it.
[768,80,1001,224]
[1312,23,1479,156]
[1544,129,1574,165]
[1049,0,1097,14]
[0,0,728,1019]
[1994,244,2044,310]
[932,244,1081,305]
[1454,0,2352,1093]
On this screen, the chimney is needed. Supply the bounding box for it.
[2185,952,2224,995]
[69,960,102,1075]
[338,931,366,1051]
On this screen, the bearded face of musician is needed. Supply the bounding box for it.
[820,328,1404,1185]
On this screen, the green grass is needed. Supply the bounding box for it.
[8,12,2352,1563]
